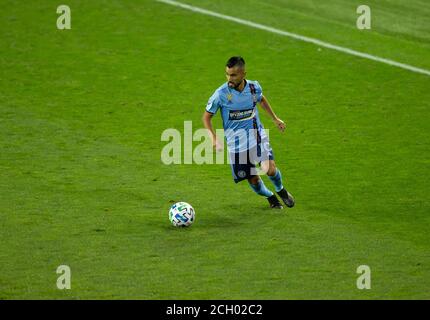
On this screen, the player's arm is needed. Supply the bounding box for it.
[202,111,223,151]
[259,95,286,132]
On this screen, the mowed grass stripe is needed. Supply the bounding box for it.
[157,0,430,76]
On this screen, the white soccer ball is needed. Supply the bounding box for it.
[169,202,195,227]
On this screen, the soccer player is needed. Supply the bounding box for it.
[202,56,295,209]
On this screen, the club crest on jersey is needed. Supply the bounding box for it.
[227,93,233,103]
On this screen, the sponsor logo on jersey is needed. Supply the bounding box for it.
[228,108,255,121]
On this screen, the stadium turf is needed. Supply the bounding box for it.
[0,0,429,299]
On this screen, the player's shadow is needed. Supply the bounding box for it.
[201,202,275,229]
[203,213,244,229]
[162,202,282,231]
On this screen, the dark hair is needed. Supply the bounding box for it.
[226,56,245,68]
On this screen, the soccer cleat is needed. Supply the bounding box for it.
[277,188,295,208]
[267,194,283,209]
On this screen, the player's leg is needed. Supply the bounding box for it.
[248,175,283,209]
[262,160,295,208]
[247,175,272,197]
[230,146,283,209]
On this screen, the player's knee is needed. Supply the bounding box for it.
[260,162,269,175]
[248,175,260,185]
[266,163,277,176]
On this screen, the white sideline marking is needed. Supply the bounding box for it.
[157,0,430,77]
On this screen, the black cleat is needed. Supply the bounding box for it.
[277,188,295,208]
[267,194,283,209]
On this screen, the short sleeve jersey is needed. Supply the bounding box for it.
[206,80,268,153]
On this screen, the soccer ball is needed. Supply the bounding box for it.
[169,202,195,227]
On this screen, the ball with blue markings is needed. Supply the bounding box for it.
[169,202,195,227]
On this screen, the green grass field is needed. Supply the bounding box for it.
[1,0,429,299]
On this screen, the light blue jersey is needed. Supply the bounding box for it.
[206,80,268,153]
